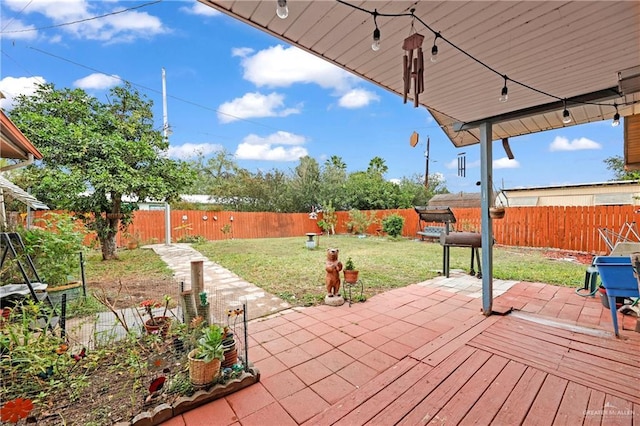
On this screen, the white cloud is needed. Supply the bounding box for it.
[0,76,45,110]
[549,136,601,152]
[232,47,254,58]
[494,157,520,169]
[242,131,306,146]
[2,0,167,43]
[0,19,38,40]
[238,44,357,92]
[168,143,221,160]
[179,3,221,17]
[217,92,300,123]
[338,89,380,109]
[235,131,308,161]
[73,73,120,90]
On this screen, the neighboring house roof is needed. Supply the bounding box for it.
[428,192,483,208]
[504,180,640,207]
[1,110,43,160]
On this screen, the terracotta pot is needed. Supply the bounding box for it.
[344,270,359,284]
[144,316,172,338]
[222,348,238,369]
[188,349,221,386]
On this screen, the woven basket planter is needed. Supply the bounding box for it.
[188,349,221,387]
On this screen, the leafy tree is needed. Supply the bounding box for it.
[289,156,321,212]
[604,155,640,181]
[367,156,388,176]
[10,83,194,260]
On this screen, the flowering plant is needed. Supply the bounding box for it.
[140,295,170,326]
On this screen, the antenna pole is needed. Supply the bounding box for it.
[424,136,430,189]
[162,67,169,143]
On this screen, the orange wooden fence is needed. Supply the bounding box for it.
[33,205,640,254]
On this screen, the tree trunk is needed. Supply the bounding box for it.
[100,228,119,260]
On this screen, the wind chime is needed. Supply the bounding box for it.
[402,33,425,108]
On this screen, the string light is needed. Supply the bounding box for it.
[335,0,637,121]
[499,75,508,103]
[371,10,380,51]
[562,100,571,124]
[430,33,440,63]
[612,104,620,127]
[276,0,288,19]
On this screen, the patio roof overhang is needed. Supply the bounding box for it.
[199,0,640,147]
[1,110,43,161]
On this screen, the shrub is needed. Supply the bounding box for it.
[19,212,85,286]
[346,209,378,235]
[382,214,405,238]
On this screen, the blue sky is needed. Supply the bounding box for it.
[0,0,625,194]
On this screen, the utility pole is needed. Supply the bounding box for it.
[162,68,171,245]
[424,136,430,189]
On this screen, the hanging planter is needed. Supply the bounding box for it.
[489,207,506,220]
[490,187,509,220]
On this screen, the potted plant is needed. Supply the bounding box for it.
[140,295,172,337]
[188,323,225,386]
[125,230,141,250]
[343,257,359,284]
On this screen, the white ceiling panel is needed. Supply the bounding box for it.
[200,0,640,147]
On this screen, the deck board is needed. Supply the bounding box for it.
[491,368,547,425]
[306,299,639,426]
[365,346,478,426]
[302,357,419,426]
[467,316,640,405]
[554,382,592,426]
[458,360,528,425]
[583,390,606,426]
[426,354,510,425]
[395,349,493,426]
[523,374,568,426]
[333,360,433,426]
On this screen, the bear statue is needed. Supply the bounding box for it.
[325,248,343,297]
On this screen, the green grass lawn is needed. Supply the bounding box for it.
[193,236,588,306]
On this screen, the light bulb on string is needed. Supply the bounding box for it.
[499,75,508,103]
[430,33,440,63]
[371,10,380,51]
[612,104,620,127]
[562,100,571,124]
[372,28,381,51]
[276,0,288,19]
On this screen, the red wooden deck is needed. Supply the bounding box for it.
[163,275,640,426]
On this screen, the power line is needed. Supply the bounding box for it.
[1,0,34,32]
[26,46,283,131]
[1,1,163,34]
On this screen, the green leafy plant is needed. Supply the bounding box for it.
[191,324,225,362]
[19,212,85,287]
[382,214,405,238]
[346,209,378,235]
[344,257,356,271]
[320,201,337,235]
